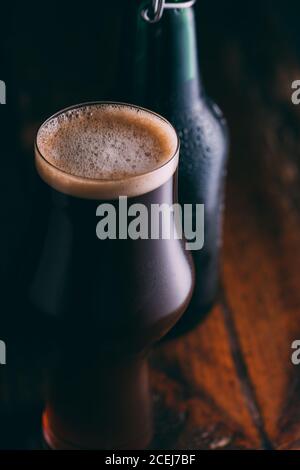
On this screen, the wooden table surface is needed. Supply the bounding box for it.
[151,143,300,450]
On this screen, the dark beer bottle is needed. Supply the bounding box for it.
[133,1,229,335]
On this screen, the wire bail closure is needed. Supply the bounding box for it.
[141,0,197,23]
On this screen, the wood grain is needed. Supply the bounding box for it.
[151,304,261,449]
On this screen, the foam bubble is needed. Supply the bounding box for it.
[37,104,177,181]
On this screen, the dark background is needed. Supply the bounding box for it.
[1,0,300,449]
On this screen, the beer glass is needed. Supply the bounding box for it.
[31,102,194,449]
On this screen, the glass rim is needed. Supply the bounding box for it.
[34,101,180,200]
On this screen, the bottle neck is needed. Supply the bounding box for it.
[134,5,202,112]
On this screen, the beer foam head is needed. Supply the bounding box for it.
[35,103,179,199]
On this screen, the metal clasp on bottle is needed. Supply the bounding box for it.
[141,0,197,24]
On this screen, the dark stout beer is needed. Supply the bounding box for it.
[32,102,194,449]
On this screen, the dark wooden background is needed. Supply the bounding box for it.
[1,0,300,449]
